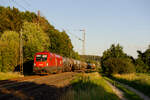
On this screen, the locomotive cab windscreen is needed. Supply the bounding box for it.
[36,54,48,62]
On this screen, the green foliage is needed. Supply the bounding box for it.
[22,22,50,61]
[0,72,23,80]
[0,6,81,72]
[103,58,135,74]
[135,46,150,73]
[0,6,38,34]
[71,51,80,60]
[102,44,127,61]
[101,44,135,75]
[21,11,37,22]
[0,6,23,33]
[80,55,101,62]
[104,77,143,100]
[48,30,78,58]
[61,73,120,100]
[86,59,97,64]
[49,30,72,56]
[112,73,150,98]
[135,58,149,73]
[0,31,19,72]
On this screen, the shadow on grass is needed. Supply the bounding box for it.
[0,76,120,100]
[0,79,69,100]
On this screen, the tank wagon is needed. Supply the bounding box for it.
[33,51,88,74]
[86,63,96,72]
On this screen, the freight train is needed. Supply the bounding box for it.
[33,51,88,74]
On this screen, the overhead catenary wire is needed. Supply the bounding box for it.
[42,15,85,54]
[22,0,31,7]
[0,0,6,5]
[20,0,38,12]
[65,29,83,41]
[41,12,85,54]
[10,0,28,11]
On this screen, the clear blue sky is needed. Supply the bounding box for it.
[1,0,150,57]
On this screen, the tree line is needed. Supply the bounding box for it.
[0,6,80,72]
[0,6,149,74]
[101,44,150,75]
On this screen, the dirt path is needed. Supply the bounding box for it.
[105,80,127,100]
[117,81,150,100]
[0,72,75,100]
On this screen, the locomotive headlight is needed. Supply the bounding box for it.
[46,63,48,66]
[34,63,36,66]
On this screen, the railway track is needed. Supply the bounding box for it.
[0,72,76,100]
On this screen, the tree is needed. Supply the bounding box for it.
[102,44,127,61]
[59,31,74,57]
[71,51,80,60]
[0,6,23,33]
[103,58,135,74]
[22,22,50,61]
[135,46,150,73]
[48,30,76,58]
[135,58,149,73]
[101,44,135,74]
[0,31,19,72]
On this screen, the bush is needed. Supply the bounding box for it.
[135,58,149,73]
[103,58,135,75]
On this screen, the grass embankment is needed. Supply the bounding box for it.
[112,73,150,97]
[104,77,143,100]
[0,72,23,80]
[60,72,120,100]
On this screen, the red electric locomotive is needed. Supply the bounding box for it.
[33,51,63,74]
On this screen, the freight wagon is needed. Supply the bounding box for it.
[33,51,93,74]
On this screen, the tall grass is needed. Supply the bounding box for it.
[112,73,150,97]
[0,72,23,80]
[60,72,120,100]
[104,77,142,100]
